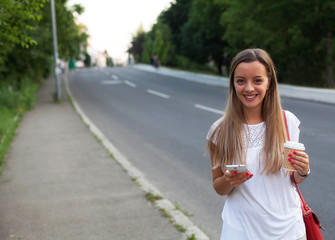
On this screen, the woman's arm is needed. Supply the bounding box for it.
[210,145,253,195]
[211,164,234,196]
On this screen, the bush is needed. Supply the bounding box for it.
[174,55,218,74]
[19,80,38,110]
[0,108,15,138]
[0,81,37,112]
[0,87,21,110]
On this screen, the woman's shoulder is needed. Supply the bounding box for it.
[211,117,224,129]
[206,117,224,141]
[284,110,301,127]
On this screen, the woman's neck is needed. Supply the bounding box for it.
[243,108,264,125]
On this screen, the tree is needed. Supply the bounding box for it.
[54,1,89,60]
[83,53,91,67]
[0,0,46,70]
[128,25,146,62]
[129,21,175,66]
[104,50,114,67]
[161,0,192,54]
[1,0,89,88]
[181,0,228,74]
[217,0,335,87]
[150,19,174,65]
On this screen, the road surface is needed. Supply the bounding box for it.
[68,66,334,239]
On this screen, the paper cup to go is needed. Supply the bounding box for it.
[283,141,305,171]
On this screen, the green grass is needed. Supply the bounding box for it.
[0,111,22,173]
[0,81,38,174]
[145,192,163,203]
[0,108,15,137]
[174,223,186,232]
[187,234,196,240]
[160,208,173,222]
[131,177,142,187]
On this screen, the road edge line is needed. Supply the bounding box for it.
[64,75,210,240]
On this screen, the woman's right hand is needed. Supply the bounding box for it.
[224,170,253,187]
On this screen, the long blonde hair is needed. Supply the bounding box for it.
[208,48,288,175]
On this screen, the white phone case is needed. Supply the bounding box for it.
[225,164,249,173]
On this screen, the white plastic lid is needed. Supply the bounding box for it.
[283,141,305,150]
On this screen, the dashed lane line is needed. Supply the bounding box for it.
[194,104,225,115]
[124,80,137,88]
[99,79,222,118]
[101,80,123,85]
[147,89,170,99]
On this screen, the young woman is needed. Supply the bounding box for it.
[207,49,310,240]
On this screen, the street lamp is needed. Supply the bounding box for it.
[50,0,61,101]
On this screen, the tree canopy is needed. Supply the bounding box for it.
[0,0,45,68]
[0,0,88,87]
[128,0,335,87]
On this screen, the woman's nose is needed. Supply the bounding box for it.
[245,82,254,92]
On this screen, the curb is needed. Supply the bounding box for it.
[64,75,209,240]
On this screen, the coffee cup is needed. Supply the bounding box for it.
[283,141,305,171]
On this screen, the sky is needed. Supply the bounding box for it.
[67,0,174,61]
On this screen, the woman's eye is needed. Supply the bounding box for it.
[255,79,263,84]
[236,79,244,84]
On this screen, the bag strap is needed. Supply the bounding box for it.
[290,172,308,207]
[282,110,290,141]
[283,110,308,207]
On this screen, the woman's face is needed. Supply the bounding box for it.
[233,61,269,112]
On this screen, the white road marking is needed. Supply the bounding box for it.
[102,80,122,85]
[112,75,119,80]
[147,89,170,99]
[124,80,137,88]
[194,104,225,115]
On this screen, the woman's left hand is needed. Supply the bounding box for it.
[288,151,309,176]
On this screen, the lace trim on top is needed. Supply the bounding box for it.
[242,122,265,149]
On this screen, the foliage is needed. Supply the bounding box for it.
[133,19,176,66]
[216,0,335,87]
[0,80,37,172]
[0,0,88,169]
[53,0,89,60]
[181,0,228,74]
[0,110,22,173]
[148,18,175,65]
[128,26,146,63]
[128,0,335,87]
[84,53,91,67]
[0,0,46,68]
[129,0,229,75]
[160,0,192,54]
[1,0,89,82]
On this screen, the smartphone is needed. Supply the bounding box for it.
[225,164,249,173]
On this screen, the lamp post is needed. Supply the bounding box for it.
[50,0,61,101]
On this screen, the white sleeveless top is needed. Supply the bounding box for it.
[207,111,305,240]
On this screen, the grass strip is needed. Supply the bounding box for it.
[0,112,22,174]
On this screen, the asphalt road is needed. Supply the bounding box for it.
[68,66,335,240]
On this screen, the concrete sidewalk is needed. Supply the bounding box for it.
[133,64,335,105]
[0,78,192,240]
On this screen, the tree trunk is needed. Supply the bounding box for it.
[326,31,335,88]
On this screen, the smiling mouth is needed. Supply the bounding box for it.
[244,94,258,101]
